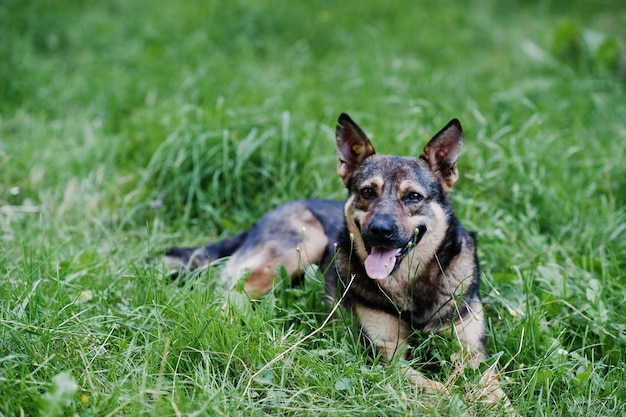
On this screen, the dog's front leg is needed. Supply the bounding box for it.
[451,302,512,409]
[355,304,447,393]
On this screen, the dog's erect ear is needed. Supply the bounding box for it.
[336,113,376,185]
[422,119,464,193]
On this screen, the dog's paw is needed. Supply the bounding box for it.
[402,365,450,394]
[465,368,515,414]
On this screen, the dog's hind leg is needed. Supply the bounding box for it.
[162,201,333,295]
[222,203,330,298]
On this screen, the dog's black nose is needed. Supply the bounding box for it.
[367,215,398,241]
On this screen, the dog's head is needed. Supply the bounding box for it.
[336,113,464,279]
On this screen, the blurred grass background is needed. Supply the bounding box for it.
[1,0,625,415]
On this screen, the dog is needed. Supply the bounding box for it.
[163,113,509,406]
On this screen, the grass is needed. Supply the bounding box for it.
[1,0,626,415]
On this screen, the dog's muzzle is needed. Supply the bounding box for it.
[363,224,427,279]
[390,224,427,273]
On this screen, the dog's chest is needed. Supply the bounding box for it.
[375,275,417,311]
[354,260,443,319]
[378,262,437,311]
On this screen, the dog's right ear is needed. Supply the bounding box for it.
[336,113,376,185]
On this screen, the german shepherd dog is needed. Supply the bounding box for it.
[164,113,509,405]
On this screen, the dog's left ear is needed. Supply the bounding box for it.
[422,119,464,193]
[336,113,376,186]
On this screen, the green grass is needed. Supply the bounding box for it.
[2,0,626,415]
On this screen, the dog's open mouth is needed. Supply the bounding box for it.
[364,226,426,279]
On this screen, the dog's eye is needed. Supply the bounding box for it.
[406,192,423,202]
[360,187,375,199]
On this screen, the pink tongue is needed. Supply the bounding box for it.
[364,247,397,279]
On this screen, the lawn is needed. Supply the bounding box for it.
[1,0,625,416]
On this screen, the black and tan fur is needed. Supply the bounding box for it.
[163,113,509,405]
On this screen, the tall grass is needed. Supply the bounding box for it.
[1,0,625,415]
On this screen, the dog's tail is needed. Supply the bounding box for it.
[163,231,248,279]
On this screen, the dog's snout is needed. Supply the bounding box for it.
[367,215,397,241]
